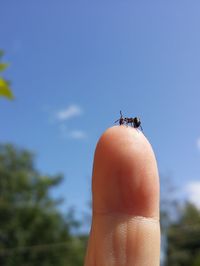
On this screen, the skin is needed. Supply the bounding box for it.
[84,126,160,266]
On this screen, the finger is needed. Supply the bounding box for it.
[84,126,160,266]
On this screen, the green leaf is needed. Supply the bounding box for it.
[0,78,14,99]
[0,63,9,72]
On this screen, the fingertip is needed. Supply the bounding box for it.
[92,126,159,218]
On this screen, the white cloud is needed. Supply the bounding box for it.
[68,130,87,140]
[185,181,200,209]
[197,137,200,151]
[55,104,82,121]
[45,104,87,140]
[60,125,86,140]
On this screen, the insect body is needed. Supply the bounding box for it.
[115,111,143,131]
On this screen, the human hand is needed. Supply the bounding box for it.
[84,126,160,266]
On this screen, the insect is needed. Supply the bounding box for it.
[114,111,125,125]
[115,111,143,131]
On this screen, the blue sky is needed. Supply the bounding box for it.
[1,0,200,227]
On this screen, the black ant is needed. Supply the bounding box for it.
[114,111,125,125]
[115,111,143,131]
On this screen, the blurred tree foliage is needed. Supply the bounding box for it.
[166,203,200,266]
[0,144,87,266]
[0,51,14,100]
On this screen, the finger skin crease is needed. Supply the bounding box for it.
[93,211,160,224]
[87,213,160,266]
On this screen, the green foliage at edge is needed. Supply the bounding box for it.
[166,203,200,266]
[0,143,88,266]
[0,50,14,100]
